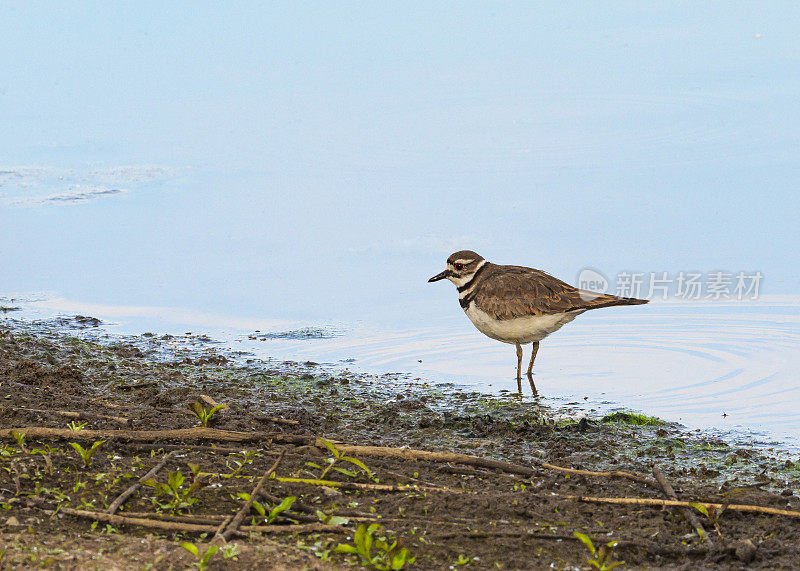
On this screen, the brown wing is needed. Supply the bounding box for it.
[472,264,647,320]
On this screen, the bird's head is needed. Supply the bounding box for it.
[428,250,486,287]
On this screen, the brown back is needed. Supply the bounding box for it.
[467,263,648,319]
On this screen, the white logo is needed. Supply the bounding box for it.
[576,268,609,301]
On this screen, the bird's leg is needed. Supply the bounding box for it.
[527,341,539,375]
[526,341,539,396]
[515,342,523,393]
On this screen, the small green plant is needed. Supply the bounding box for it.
[221,450,257,478]
[144,464,205,513]
[77,498,97,510]
[573,532,624,570]
[690,502,726,537]
[69,441,105,467]
[67,420,88,430]
[453,553,472,566]
[36,485,69,505]
[335,523,415,570]
[180,542,219,570]
[297,537,334,561]
[265,495,296,523]
[316,510,350,526]
[187,401,227,427]
[221,543,241,559]
[10,430,28,454]
[236,493,296,524]
[0,443,17,457]
[306,438,377,482]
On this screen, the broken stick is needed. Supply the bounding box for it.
[573,495,800,518]
[653,465,712,545]
[333,442,657,487]
[0,427,313,445]
[216,450,286,542]
[107,450,178,514]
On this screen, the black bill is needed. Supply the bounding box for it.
[428,270,448,282]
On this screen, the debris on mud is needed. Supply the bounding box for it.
[248,327,337,341]
[1,317,800,569]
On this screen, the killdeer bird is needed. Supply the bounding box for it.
[429,251,648,394]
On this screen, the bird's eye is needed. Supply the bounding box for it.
[454,263,464,271]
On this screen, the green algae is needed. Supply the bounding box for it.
[601,411,665,426]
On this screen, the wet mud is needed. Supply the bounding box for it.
[2,317,800,569]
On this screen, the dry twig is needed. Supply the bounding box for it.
[199,394,224,410]
[32,502,346,536]
[572,495,800,518]
[0,427,312,445]
[333,442,656,487]
[107,450,178,514]
[276,477,470,494]
[120,512,227,525]
[653,465,712,545]
[216,451,286,542]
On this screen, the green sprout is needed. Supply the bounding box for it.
[453,554,472,566]
[236,493,296,524]
[69,441,105,467]
[144,464,205,513]
[10,430,28,454]
[187,401,227,427]
[220,543,241,559]
[297,538,334,561]
[180,542,219,570]
[307,438,377,482]
[316,510,351,526]
[334,523,415,570]
[221,450,257,478]
[0,443,17,457]
[573,532,624,570]
[67,420,88,430]
[690,502,726,538]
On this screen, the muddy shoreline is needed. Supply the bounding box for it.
[2,316,800,569]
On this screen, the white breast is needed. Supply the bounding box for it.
[464,302,582,344]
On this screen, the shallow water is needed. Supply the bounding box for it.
[241,298,800,441]
[2,5,799,448]
[4,295,799,448]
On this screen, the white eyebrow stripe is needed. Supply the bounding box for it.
[455,258,476,265]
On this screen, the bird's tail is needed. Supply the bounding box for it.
[575,293,649,312]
